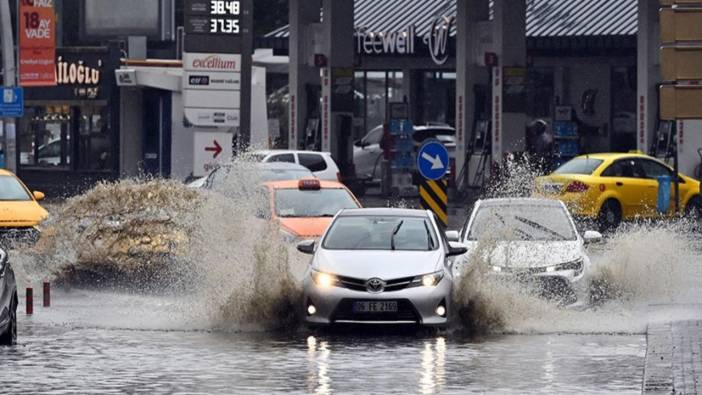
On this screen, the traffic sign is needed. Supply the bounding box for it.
[417,140,449,180]
[194,131,232,176]
[419,178,448,227]
[0,88,24,118]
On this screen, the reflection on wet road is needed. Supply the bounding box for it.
[1,316,644,394]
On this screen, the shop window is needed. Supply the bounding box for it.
[611,66,637,152]
[366,71,386,134]
[20,106,71,168]
[417,72,455,127]
[354,71,405,138]
[527,68,554,118]
[78,106,112,171]
[20,105,113,171]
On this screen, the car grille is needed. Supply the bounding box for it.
[0,227,39,243]
[337,275,420,292]
[497,266,548,275]
[331,299,419,323]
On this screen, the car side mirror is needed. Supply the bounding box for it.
[354,139,363,148]
[297,239,316,254]
[447,241,468,257]
[33,191,45,201]
[583,230,603,244]
[445,230,460,242]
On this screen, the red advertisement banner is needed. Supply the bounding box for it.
[18,0,56,86]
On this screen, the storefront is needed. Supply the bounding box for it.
[17,46,121,196]
[263,0,639,156]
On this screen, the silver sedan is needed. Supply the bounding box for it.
[297,208,467,327]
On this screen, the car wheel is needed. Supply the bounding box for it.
[0,293,17,346]
[684,196,702,220]
[597,199,622,232]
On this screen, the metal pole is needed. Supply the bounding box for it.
[674,123,680,214]
[0,0,16,172]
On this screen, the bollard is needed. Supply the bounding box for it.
[43,281,50,307]
[26,288,33,315]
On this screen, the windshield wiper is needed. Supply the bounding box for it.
[390,220,404,251]
[513,216,567,240]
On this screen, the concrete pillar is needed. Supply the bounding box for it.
[321,0,354,170]
[492,0,527,163]
[455,0,489,188]
[288,0,320,150]
[637,0,660,153]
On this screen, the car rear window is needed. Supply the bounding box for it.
[298,153,327,172]
[275,188,358,217]
[553,158,604,175]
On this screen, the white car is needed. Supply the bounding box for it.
[298,208,467,327]
[187,162,315,189]
[251,150,341,181]
[353,124,456,182]
[450,198,602,303]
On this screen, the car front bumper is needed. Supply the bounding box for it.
[303,275,452,327]
[0,226,40,245]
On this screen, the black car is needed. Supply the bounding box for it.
[0,248,17,345]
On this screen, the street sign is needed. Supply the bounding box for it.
[0,88,24,118]
[183,0,252,132]
[417,140,449,181]
[18,0,57,86]
[194,131,232,176]
[419,178,448,227]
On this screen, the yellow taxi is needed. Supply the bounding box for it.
[0,169,49,242]
[262,178,361,240]
[535,152,701,230]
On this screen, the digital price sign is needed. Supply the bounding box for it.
[185,0,250,53]
[183,0,252,135]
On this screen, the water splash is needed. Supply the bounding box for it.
[11,157,308,332]
[451,220,701,335]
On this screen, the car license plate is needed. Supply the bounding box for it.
[353,301,398,313]
[543,183,563,194]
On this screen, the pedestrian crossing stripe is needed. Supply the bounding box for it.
[419,178,448,227]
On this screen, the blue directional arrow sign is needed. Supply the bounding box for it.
[417,140,449,180]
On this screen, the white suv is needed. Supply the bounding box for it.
[251,150,341,181]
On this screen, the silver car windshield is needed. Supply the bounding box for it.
[467,204,576,241]
[323,216,439,251]
[0,176,32,201]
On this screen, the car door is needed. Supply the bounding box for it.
[353,126,383,179]
[600,158,652,218]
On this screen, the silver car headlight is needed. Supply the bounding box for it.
[417,270,444,287]
[545,258,584,274]
[311,270,339,288]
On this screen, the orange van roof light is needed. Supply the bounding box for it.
[298,179,321,190]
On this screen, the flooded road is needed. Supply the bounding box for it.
[3,179,702,393]
[2,290,646,394]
